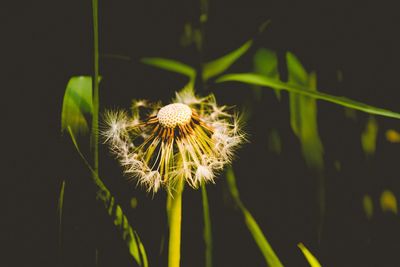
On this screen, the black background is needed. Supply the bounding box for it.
[3,0,400,266]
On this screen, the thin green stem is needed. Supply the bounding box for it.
[201,184,212,267]
[91,0,100,173]
[168,180,184,267]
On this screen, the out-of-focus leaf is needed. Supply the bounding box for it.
[61,76,98,135]
[141,57,196,82]
[386,129,400,143]
[253,48,281,100]
[380,190,398,214]
[361,116,378,157]
[216,73,400,120]
[363,194,374,219]
[286,52,325,239]
[344,107,357,121]
[267,129,282,155]
[130,197,138,209]
[297,243,322,267]
[67,127,148,267]
[201,184,213,267]
[226,167,283,267]
[57,180,66,246]
[202,40,253,81]
[286,52,324,171]
[334,160,341,172]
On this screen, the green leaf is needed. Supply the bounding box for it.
[253,48,281,99]
[201,184,213,267]
[297,243,322,267]
[286,52,324,171]
[57,180,66,247]
[216,73,400,120]
[61,76,97,135]
[67,127,148,267]
[226,167,283,267]
[361,116,378,157]
[141,57,196,82]
[202,40,253,81]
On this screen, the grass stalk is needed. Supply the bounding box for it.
[168,180,184,267]
[91,0,99,173]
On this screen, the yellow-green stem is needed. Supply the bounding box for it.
[201,184,212,267]
[168,180,184,267]
[91,0,99,173]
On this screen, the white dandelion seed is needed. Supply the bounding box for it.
[102,87,245,193]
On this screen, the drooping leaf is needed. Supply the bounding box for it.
[380,190,398,214]
[202,40,253,81]
[362,194,374,220]
[61,76,97,135]
[141,57,196,83]
[216,73,400,120]
[361,116,378,157]
[67,127,148,267]
[226,167,283,267]
[253,48,281,99]
[297,243,322,267]
[201,184,213,267]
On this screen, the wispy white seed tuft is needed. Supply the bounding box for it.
[102,88,245,193]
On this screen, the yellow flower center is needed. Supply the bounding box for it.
[157,103,192,128]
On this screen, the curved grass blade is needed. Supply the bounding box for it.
[226,167,283,267]
[61,76,94,135]
[57,180,66,247]
[201,184,213,267]
[216,73,400,120]
[297,243,322,267]
[141,57,196,83]
[67,127,148,267]
[202,40,253,81]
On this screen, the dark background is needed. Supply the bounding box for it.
[3,0,400,266]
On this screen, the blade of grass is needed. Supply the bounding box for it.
[67,127,148,267]
[201,184,213,267]
[216,73,400,120]
[226,167,283,267]
[91,0,100,173]
[61,76,94,135]
[141,57,196,84]
[57,180,66,247]
[297,243,322,267]
[202,40,253,81]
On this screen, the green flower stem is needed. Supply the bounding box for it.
[168,180,184,267]
[201,184,212,267]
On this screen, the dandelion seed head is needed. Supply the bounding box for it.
[102,88,245,193]
[157,103,192,128]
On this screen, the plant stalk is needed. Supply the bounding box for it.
[91,0,99,173]
[168,179,184,267]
